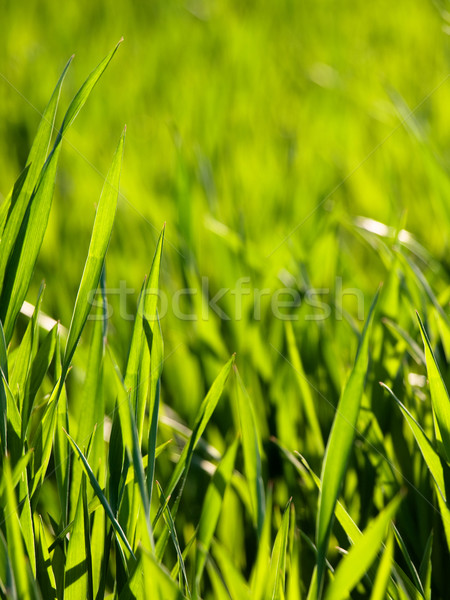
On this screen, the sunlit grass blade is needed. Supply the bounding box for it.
[370,529,394,600]
[212,539,252,600]
[65,473,88,600]
[419,532,433,600]
[2,456,33,600]
[1,42,122,342]
[416,312,450,462]
[266,499,292,600]
[148,314,164,511]
[142,549,187,600]
[156,481,191,598]
[316,288,379,596]
[63,128,125,372]
[0,56,72,294]
[392,524,424,597]
[64,428,136,560]
[194,437,239,593]
[154,354,235,526]
[324,494,403,600]
[234,365,265,536]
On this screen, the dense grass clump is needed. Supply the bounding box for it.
[1,7,450,599]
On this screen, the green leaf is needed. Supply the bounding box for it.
[316,289,379,595]
[212,539,252,600]
[324,494,403,600]
[416,312,450,462]
[250,486,273,600]
[65,473,88,600]
[63,127,125,372]
[35,516,57,600]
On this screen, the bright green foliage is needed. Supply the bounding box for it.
[1,9,450,599]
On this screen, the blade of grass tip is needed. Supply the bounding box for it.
[266,499,292,600]
[0,56,72,293]
[194,437,239,592]
[370,529,394,600]
[3,457,33,600]
[324,494,404,600]
[1,43,122,343]
[64,428,136,560]
[416,312,450,462]
[156,482,191,598]
[154,354,235,528]
[63,127,125,373]
[234,365,265,537]
[316,288,379,597]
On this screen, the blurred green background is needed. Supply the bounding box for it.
[2,0,450,509]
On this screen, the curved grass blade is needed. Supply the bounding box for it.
[416,312,450,462]
[316,289,379,596]
[63,127,125,372]
[194,437,239,592]
[324,494,403,600]
[0,56,72,294]
[1,42,122,342]
[64,428,136,560]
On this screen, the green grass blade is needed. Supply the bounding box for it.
[212,539,252,600]
[316,288,379,596]
[147,314,163,511]
[0,56,72,293]
[234,365,265,536]
[266,499,292,600]
[392,524,424,597]
[65,475,88,600]
[418,532,433,600]
[141,550,187,600]
[64,428,136,560]
[156,481,191,598]
[370,529,394,600]
[0,44,122,342]
[416,312,450,462]
[35,516,57,600]
[2,457,33,600]
[381,383,448,502]
[250,485,273,600]
[195,437,239,590]
[154,354,235,527]
[63,128,125,371]
[324,494,403,600]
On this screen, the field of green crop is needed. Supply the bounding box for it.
[1,1,450,598]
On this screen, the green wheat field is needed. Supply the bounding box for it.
[1,1,450,598]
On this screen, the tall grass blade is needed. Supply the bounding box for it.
[266,499,292,600]
[63,128,125,372]
[416,312,450,461]
[316,289,379,595]
[324,494,403,600]
[370,529,394,600]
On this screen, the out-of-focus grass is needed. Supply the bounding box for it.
[1,1,450,598]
